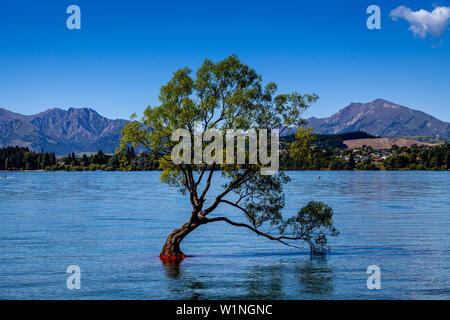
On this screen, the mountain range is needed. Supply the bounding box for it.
[308,99,450,138]
[0,107,127,155]
[0,99,449,155]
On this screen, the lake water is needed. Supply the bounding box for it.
[0,171,449,299]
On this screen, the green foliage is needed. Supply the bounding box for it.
[118,54,318,175]
[46,147,158,172]
[355,162,379,170]
[383,154,410,170]
[282,201,339,254]
[280,140,450,171]
[117,55,337,254]
[288,127,315,164]
[0,146,56,170]
[382,143,450,170]
[231,172,291,228]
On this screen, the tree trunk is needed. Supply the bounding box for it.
[159,221,199,261]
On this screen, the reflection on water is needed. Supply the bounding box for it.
[162,260,182,279]
[161,257,335,299]
[296,258,333,295]
[162,260,206,300]
[0,171,449,299]
[246,263,284,299]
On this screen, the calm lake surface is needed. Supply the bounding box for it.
[0,171,449,299]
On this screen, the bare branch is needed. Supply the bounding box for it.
[219,199,257,226]
[181,166,199,207]
[186,166,200,205]
[194,165,207,189]
[199,168,215,201]
[205,216,303,249]
[202,170,252,215]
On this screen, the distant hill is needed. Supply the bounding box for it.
[282,131,377,149]
[308,99,450,138]
[0,107,127,155]
[343,138,437,150]
[314,131,378,149]
[402,136,449,144]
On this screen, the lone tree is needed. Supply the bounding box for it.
[118,55,338,260]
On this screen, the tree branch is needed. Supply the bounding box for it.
[219,199,257,226]
[202,170,252,215]
[199,168,215,201]
[205,216,304,249]
[194,165,207,188]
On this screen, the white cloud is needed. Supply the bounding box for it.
[390,5,450,39]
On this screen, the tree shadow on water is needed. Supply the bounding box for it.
[241,262,284,299]
[160,256,334,299]
[244,257,335,299]
[295,257,334,296]
[161,259,182,279]
[161,259,205,300]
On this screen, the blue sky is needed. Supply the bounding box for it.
[0,0,449,121]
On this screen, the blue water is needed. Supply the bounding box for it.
[0,171,449,299]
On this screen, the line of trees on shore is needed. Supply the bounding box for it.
[45,147,159,171]
[0,146,156,171]
[1,142,449,172]
[0,146,56,170]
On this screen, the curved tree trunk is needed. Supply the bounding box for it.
[159,221,199,260]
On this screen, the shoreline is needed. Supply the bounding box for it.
[1,169,449,173]
[0,170,45,172]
